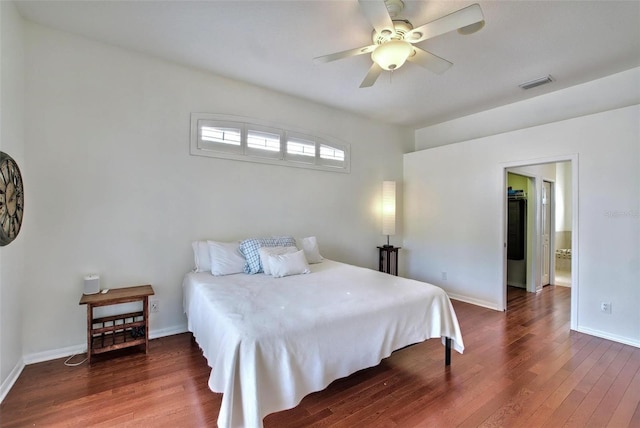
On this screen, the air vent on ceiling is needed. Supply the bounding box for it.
[519,75,554,90]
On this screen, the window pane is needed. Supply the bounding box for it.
[247,130,280,152]
[287,138,315,157]
[201,126,241,146]
[320,144,345,161]
[201,126,241,145]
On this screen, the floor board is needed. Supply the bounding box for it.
[2,285,639,427]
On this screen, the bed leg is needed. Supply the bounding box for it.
[445,337,452,366]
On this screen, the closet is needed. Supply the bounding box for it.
[506,175,528,288]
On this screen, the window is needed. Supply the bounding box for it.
[190,114,350,173]
[319,144,346,168]
[246,127,282,159]
[196,120,243,154]
[247,131,280,152]
[201,126,240,146]
[285,135,316,164]
[287,139,315,157]
[320,144,345,161]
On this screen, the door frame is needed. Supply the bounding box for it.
[501,154,578,331]
[542,179,556,288]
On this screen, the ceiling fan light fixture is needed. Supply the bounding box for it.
[372,40,412,71]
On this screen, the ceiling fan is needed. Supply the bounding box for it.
[314,0,485,88]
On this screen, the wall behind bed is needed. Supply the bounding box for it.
[20,22,411,359]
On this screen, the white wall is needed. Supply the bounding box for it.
[405,71,639,347]
[21,22,411,358]
[0,0,26,400]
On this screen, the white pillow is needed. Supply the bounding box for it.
[208,241,245,276]
[258,246,298,275]
[299,236,323,264]
[240,236,297,274]
[192,241,211,272]
[269,250,311,278]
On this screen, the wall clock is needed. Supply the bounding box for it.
[0,151,24,246]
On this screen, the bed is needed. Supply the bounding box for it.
[183,255,464,428]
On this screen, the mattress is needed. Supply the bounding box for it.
[183,259,464,428]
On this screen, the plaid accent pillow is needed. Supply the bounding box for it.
[240,236,297,274]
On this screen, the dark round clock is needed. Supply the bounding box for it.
[0,151,24,246]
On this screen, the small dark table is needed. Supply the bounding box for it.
[377,246,401,276]
[79,284,154,363]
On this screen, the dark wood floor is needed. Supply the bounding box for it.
[2,286,639,427]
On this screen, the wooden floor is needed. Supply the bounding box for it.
[2,286,639,427]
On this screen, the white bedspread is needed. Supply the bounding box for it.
[183,260,464,428]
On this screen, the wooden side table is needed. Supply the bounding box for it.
[79,284,154,363]
[378,246,401,276]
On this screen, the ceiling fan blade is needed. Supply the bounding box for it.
[358,0,394,35]
[405,3,484,44]
[407,47,453,74]
[360,62,383,88]
[314,45,377,64]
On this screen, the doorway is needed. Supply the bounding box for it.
[502,156,578,331]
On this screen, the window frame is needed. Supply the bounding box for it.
[190,113,350,173]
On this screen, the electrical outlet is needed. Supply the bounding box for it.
[442,271,447,281]
[150,299,159,313]
[600,301,611,314]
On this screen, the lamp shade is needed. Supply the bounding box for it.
[382,181,396,236]
[371,40,413,71]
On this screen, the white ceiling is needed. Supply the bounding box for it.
[14,0,640,129]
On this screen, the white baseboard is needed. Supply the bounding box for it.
[22,343,87,365]
[0,358,25,403]
[21,324,189,366]
[447,292,500,311]
[149,323,188,340]
[577,326,640,349]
